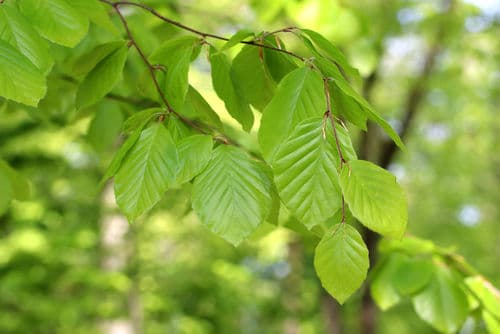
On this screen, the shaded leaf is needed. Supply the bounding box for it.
[76,45,128,110]
[209,46,253,131]
[412,265,469,333]
[175,135,213,185]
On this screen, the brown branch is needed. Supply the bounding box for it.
[100,0,305,62]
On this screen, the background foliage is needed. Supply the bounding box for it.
[0,0,498,333]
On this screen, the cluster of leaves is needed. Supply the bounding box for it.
[0,2,499,328]
[371,236,500,333]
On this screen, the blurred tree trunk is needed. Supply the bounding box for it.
[357,1,453,333]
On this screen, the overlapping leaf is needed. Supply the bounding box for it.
[76,44,128,110]
[259,67,325,160]
[18,0,89,47]
[192,146,273,245]
[230,44,276,111]
[412,265,469,333]
[0,4,53,75]
[314,223,369,304]
[0,39,46,106]
[70,0,118,34]
[175,135,213,185]
[273,117,355,228]
[114,123,178,220]
[149,36,201,111]
[340,160,407,238]
[209,47,253,131]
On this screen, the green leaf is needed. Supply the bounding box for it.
[123,108,163,134]
[259,67,325,161]
[76,45,128,110]
[220,29,254,51]
[330,83,367,130]
[412,265,469,333]
[175,135,213,185]
[262,36,298,83]
[149,36,201,111]
[0,39,46,106]
[365,107,406,152]
[273,117,349,228]
[0,169,12,216]
[230,44,276,111]
[18,0,89,48]
[180,86,222,129]
[0,4,54,75]
[99,118,151,187]
[0,160,30,201]
[191,145,273,246]
[87,104,124,152]
[465,276,500,319]
[394,259,433,295]
[370,254,406,310]
[340,160,407,238]
[114,123,178,220]
[483,310,500,334]
[209,47,253,131]
[69,0,119,35]
[314,223,369,304]
[300,29,360,81]
[167,117,196,143]
[72,41,126,79]
[379,236,436,256]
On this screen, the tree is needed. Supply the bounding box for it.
[0,0,498,333]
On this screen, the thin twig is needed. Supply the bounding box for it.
[100,0,305,61]
[323,78,347,223]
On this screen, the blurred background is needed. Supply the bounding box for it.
[0,0,498,333]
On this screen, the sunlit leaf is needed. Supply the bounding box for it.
[340,160,407,238]
[315,223,369,304]
[18,0,89,47]
[192,145,273,245]
[115,123,178,220]
[259,67,325,161]
[175,135,213,185]
[0,39,46,106]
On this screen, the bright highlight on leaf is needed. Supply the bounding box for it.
[340,160,407,238]
[0,39,46,107]
[192,146,273,246]
[259,67,326,160]
[18,0,89,48]
[76,44,128,110]
[273,117,352,229]
[314,224,369,304]
[114,123,178,221]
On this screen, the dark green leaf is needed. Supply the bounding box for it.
[209,46,253,131]
[76,45,128,110]
[230,45,275,111]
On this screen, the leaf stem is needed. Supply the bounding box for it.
[323,78,347,223]
[100,0,305,61]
